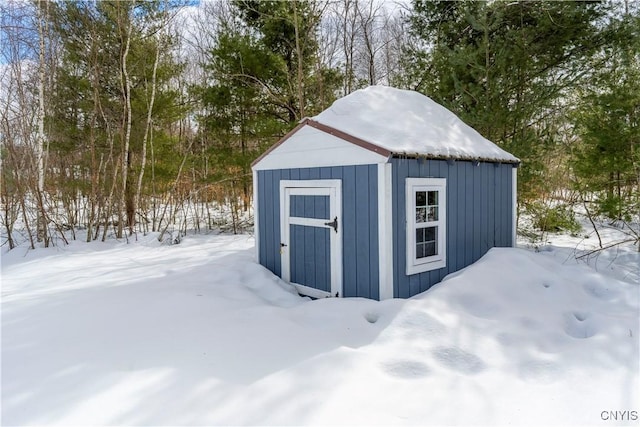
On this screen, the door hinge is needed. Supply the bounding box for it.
[324,216,338,233]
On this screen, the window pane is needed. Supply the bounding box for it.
[425,226,436,242]
[417,226,438,259]
[416,207,427,223]
[426,242,436,256]
[428,191,438,206]
[416,191,426,207]
[427,206,438,221]
[416,243,425,258]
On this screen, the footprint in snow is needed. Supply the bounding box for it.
[583,281,618,301]
[382,359,430,379]
[432,347,486,375]
[563,311,596,339]
[364,311,380,324]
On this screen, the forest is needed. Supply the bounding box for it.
[1,0,638,250]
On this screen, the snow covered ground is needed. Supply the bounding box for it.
[519,218,640,287]
[2,228,639,425]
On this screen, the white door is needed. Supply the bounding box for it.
[280,180,342,298]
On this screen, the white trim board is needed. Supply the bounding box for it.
[253,170,260,262]
[378,163,394,300]
[280,179,342,189]
[512,167,518,247]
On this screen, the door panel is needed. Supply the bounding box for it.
[290,224,330,292]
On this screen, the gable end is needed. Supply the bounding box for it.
[252,119,390,171]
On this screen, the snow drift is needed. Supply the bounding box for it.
[1,233,638,425]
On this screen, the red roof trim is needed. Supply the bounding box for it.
[305,119,393,157]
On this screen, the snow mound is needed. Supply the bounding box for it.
[313,85,519,163]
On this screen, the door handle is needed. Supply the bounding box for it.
[324,217,338,233]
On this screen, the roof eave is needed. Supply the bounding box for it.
[252,118,520,169]
[390,152,521,166]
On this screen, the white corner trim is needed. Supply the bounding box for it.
[279,183,289,282]
[378,163,394,300]
[253,169,259,263]
[512,167,518,247]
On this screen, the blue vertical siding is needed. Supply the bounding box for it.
[342,166,358,296]
[391,158,514,298]
[263,170,278,276]
[256,165,379,299]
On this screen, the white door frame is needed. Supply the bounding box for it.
[280,179,342,298]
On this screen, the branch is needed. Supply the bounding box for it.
[226,72,297,119]
[582,199,603,248]
[575,238,637,259]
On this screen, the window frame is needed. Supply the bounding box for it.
[405,177,446,275]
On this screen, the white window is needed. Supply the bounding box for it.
[406,178,446,275]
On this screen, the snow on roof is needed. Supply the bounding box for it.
[313,86,519,163]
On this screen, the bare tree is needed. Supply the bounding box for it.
[326,0,407,93]
[339,0,359,94]
[134,25,164,236]
[1,0,59,248]
[35,0,49,244]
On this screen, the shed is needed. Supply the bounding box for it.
[251,86,520,299]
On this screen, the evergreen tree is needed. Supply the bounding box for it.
[405,0,611,203]
[572,9,640,224]
[195,0,340,210]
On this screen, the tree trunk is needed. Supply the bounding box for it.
[35,0,49,246]
[135,33,161,233]
[119,8,133,238]
[292,0,305,118]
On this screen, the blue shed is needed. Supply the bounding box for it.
[251,86,519,299]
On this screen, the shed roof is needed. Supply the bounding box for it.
[313,86,519,164]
